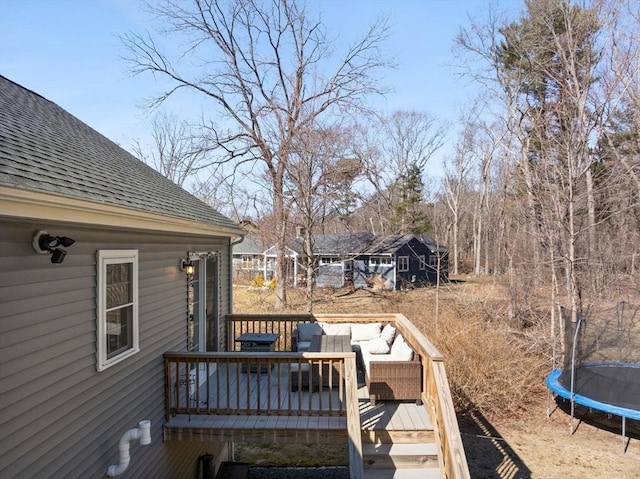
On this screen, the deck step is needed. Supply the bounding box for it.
[363,467,443,479]
[361,429,435,444]
[363,442,439,469]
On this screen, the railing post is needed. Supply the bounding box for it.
[344,354,363,479]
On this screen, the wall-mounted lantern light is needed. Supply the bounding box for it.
[32,230,75,264]
[180,259,195,276]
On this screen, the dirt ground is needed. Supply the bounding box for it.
[459,394,640,478]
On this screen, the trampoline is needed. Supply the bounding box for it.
[546,303,640,453]
[547,363,640,420]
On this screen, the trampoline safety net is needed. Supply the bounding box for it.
[559,302,640,411]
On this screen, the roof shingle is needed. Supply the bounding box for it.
[0,76,242,233]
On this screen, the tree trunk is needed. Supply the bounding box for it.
[273,175,287,310]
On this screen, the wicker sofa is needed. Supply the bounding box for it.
[292,321,422,404]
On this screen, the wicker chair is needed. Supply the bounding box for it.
[365,356,422,405]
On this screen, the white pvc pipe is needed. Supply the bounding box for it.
[107,420,151,477]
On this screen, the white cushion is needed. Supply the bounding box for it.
[390,334,414,361]
[297,322,323,342]
[363,338,390,354]
[320,322,351,336]
[351,322,382,341]
[380,323,396,345]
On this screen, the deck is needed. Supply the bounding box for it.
[162,313,470,479]
[165,363,438,479]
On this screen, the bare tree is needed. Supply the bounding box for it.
[354,110,445,234]
[285,124,359,310]
[122,0,389,308]
[132,112,208,187]
[441,109,478,275]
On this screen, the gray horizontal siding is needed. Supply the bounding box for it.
[316,265,345,288]
[0,221,232,478]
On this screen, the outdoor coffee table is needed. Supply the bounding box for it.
[309,334,351,353]
[291,334,351,391]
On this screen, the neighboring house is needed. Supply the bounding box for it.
[289,233,448,290]
[232,234,299,286]
[0,76,246,478]
[231,234,269,283]
[362,234,449,290]
[292,232,374,289]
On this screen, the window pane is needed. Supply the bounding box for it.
[106,263,132,309]
[106,306,133,358]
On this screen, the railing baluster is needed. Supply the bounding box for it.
[165,351,353,419]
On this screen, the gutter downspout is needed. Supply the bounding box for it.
[107,420,151,477]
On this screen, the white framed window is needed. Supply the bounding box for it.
[398,256,409,272]
[429,254,439,267]
[370,256,391,266]
[320,256,340,265]
[241,255,254,269]
[419,255,426,270]
[97,250,139,371]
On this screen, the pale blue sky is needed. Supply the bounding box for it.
[1,0,523,171]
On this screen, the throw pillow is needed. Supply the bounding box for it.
[320,322,351,336]
[351,322,382,341]
[363,338,390,354]
[390,334,414,361]
[380,323,396,345]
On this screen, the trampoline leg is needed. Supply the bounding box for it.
[570,399,575,434]
[546,389,551,417]
[622,417,626,455]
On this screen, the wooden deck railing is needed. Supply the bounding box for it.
[164,349,363,478]
[164,351,356,417]
[226,313,313,352]
[226,312,470,479]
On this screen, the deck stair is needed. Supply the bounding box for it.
[355,374,442,479]
[361,420,442,479]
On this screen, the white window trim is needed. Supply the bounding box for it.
[398,256,409,272]
[96,250,139,372]
[320,256,340,265]
[419,255,426,270]
[370,256,392,266]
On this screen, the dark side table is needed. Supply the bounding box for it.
[235,333,279,373]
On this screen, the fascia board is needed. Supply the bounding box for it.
[0,185,245,238]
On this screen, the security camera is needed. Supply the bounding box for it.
[32,230,75,264]
[50,248,67,264]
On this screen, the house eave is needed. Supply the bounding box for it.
[0,185,246,238]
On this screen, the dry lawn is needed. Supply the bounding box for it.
[233,279,640,478]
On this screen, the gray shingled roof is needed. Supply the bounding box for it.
[291,233,375,255]
[232,235,269,255]
[289,233,446,256]
[0,76,243,233]
[364,234,415,254]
